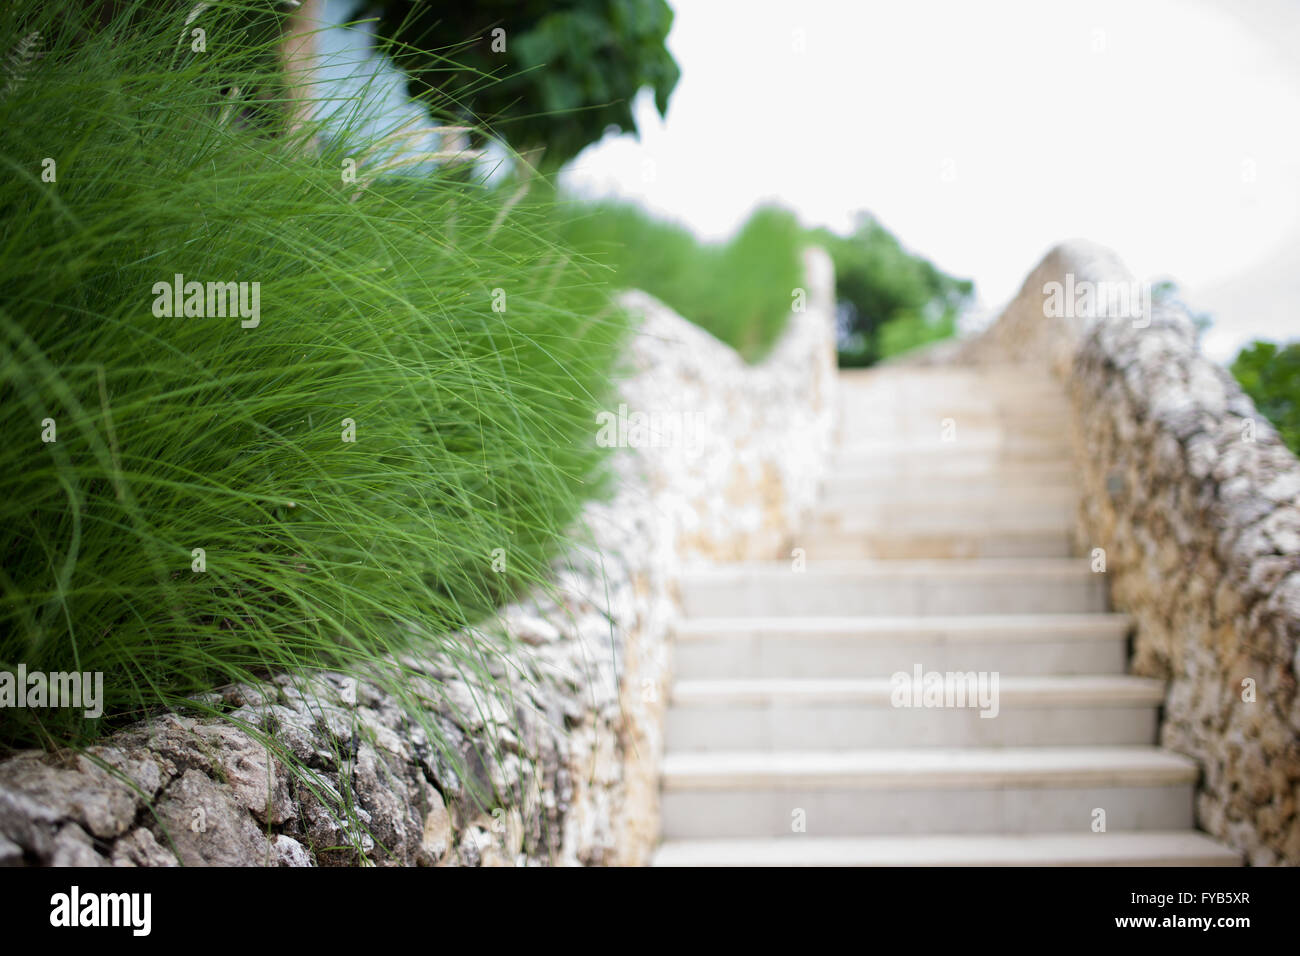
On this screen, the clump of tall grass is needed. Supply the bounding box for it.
[553,197,806,361]
[0,0,625,751]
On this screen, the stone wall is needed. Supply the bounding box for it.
[958,241,1300,865]
[0,250,837,867]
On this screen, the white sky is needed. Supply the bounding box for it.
[561,0,1300,362]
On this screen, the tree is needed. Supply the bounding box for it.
[808,214,974,366]
[374,0,679,168]
[1232,340,1300,454]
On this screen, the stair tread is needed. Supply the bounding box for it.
[661,746,1199,789]
[652,831,1240,866]
[672,675,1164,706]
[807,521,1075,535]
[685,558,1095,578]
[674,612,1132,640]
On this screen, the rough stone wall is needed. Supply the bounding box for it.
[958,241,1300,865]
[0,250,836,867]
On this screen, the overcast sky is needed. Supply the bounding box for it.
[561,0,1300,362]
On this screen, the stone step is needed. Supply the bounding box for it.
[801,528,1076,559]
[834,439,1072,461]
[672,613,1131,678]
[819,479,1077,508]
[809,500,1075,535]
[821,463,1076,494]
[666,676,1162,750]
[837,420,1072,443]
[679,559,1108,617]
[838,406,1071,426]
[652,831,1241,867]
[825,458,1077,483]
[660,746,1198,838]
[833,454,1073,479]
[837,421,1073,441]
[838,369,1064,399]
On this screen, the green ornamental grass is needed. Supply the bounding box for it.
[0,0,626,751]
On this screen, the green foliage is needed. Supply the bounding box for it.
[809,215,973,366]
[376,0,680,168]
[554,199,805,361]
[1232,341,1300,454]
[549,200,969,367]
[0,1,625,750]
[878,311,958,360]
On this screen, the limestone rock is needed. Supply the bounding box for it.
[271,834,312,867]
[149,770,271,866]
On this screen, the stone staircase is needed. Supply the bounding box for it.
[653,365,1241,866]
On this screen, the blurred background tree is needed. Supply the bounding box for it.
[374,0,679,168]
[550,199,803,361]
[1233,341,1300,454]
[807,214,974,367]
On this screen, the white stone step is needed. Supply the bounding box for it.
[836,427,1072,448]
[838,366,1064,397]
[816,480,1076,508]
[838,413,1073,430]
[825,457,1077,482]
[652,831,1241,867]
[666,676,1162,750]
[824,461,1077,490]
[832,454,1073,479]
[833,441,1071,465]
[672,614,1131,677]
[802,528,1076,559]
[836,423,1070,446]
[660,747,1198,838]
[809,500,1075,535]
[680,560,1108,617]
[820,478,1077,508]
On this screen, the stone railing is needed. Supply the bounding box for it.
[0,250,837,867]
[957,241,1300,865]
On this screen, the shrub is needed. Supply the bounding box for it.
[554,198,804,361]
[809,215,973,366]
[1232,340,1300,454]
